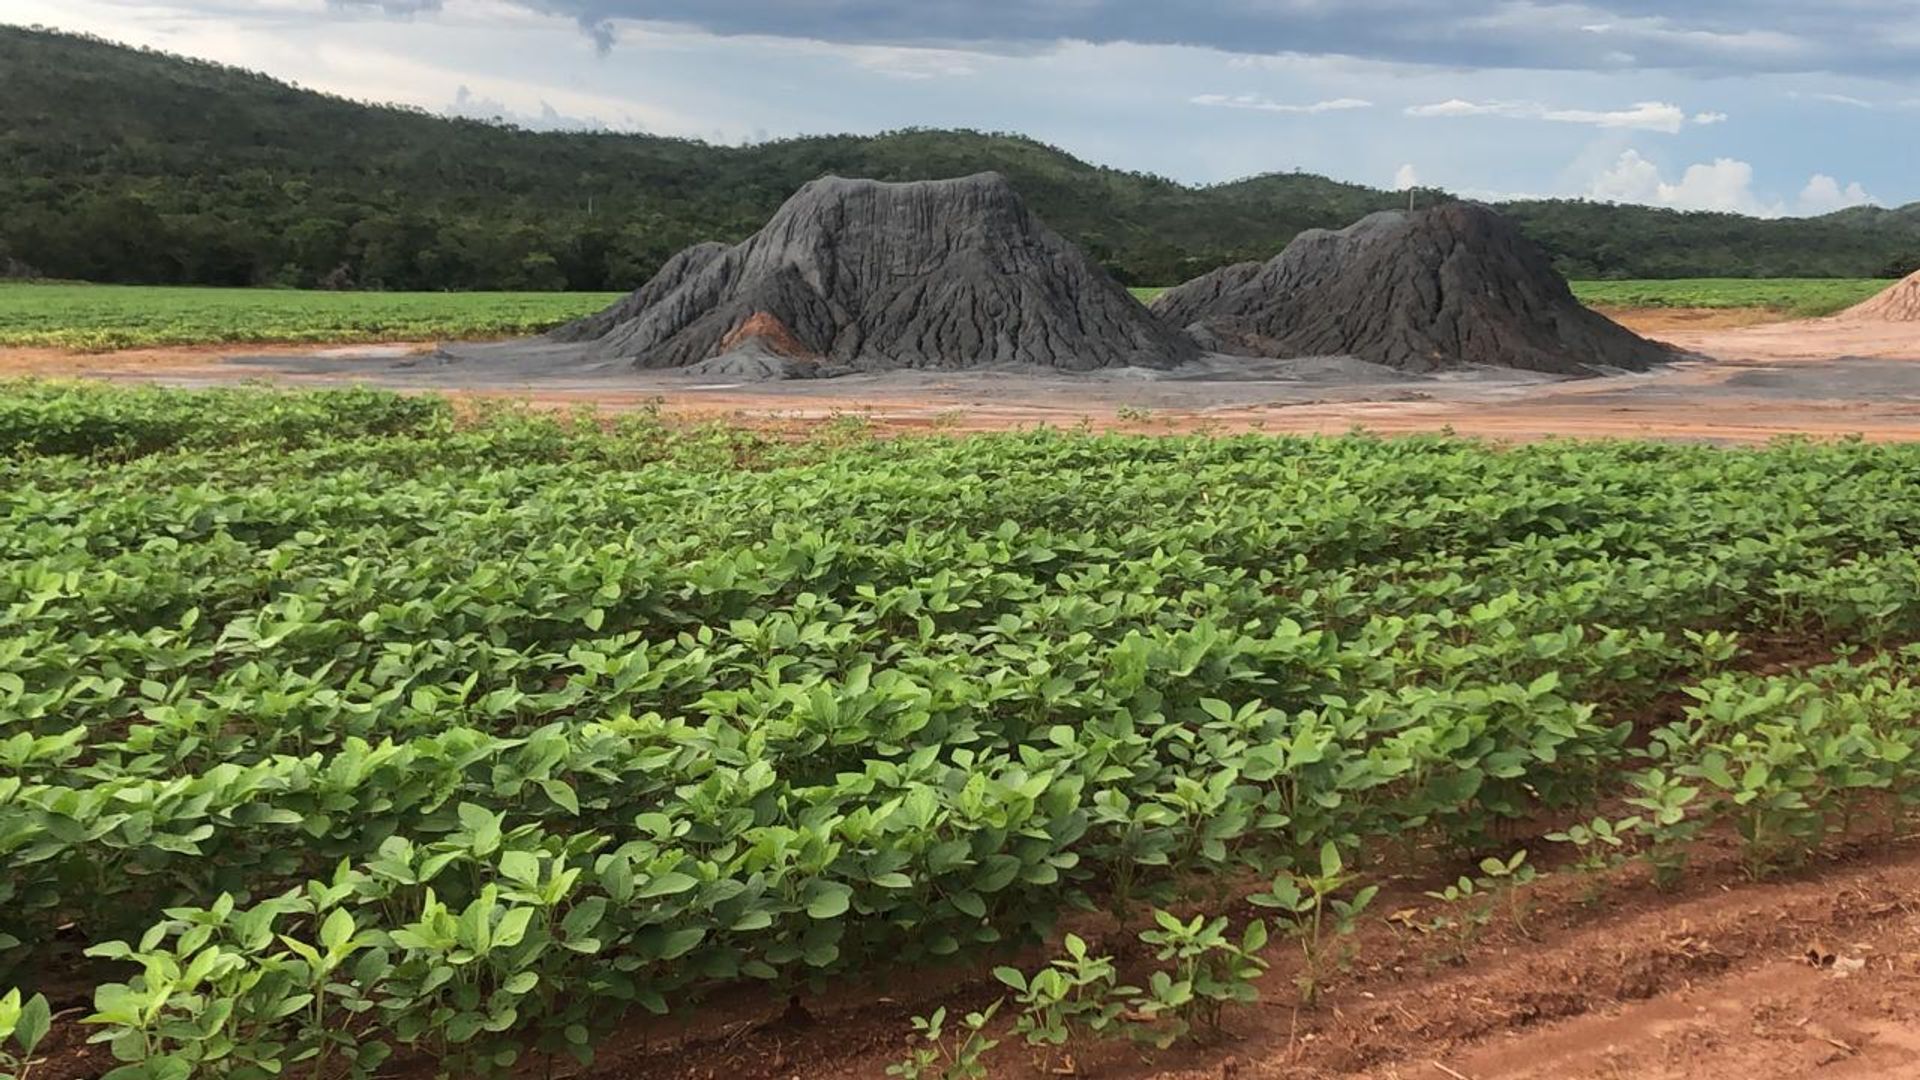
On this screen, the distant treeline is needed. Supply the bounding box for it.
[3,25,1918,291]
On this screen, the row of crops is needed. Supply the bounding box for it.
[2,381,1919,1078]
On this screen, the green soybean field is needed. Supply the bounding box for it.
[1134,279,1886,315]
[3,381,1920,1078]
[1569,277,1886,317]
[2,279,1887,354]
[0,284,623,352]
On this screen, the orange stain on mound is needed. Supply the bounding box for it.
[718,311,819,359]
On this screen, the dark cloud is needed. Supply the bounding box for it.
[332,0,616,51]
[488,0,1919,76]
[579,17,616,53]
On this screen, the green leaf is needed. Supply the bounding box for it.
[806,881,854,920]
[1242,918,1269,953]
[658,927,706,960]
[319,907,355,951]
[637,871,698,899]
[562,897,607,938]
[973,855,1021,894]
[494,907,535,950]
[538,780,581,815]
[730,910,774,932]
[498,850,540,887]
[1318,841,1342,879]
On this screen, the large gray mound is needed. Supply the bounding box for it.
[551,173,1197,376]
[1151,203,1675,376]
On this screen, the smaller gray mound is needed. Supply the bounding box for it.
[547,243,728,344]
[1152,203,1676,376]
[1149,260,1262,332]
[552,172,1197,377]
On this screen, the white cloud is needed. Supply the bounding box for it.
[1798,174,1878,214]
[847,46,978,79]
[1588,150,1784,216]
[445,84,626,129]
[1404,99,1721,133]
[1588,148,1666,202]
[1405,98,1498,118]
[1788,91,1920,111]
[1457,186,1554,202]
[1393,163,1420,190]
[1589,153,1882,218]
[1661,159,1777,215]
[1190,93,1373,114]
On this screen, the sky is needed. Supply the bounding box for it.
[7,0,1918,215]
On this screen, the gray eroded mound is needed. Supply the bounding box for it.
[1151,203,1675,376]
[551,173,1197,376]
[548,243,728,344]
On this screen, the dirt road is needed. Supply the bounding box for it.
[3,310,1917,445]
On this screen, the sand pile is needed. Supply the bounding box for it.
[1152,203,1674,376]
[1839,271,1920,322]
[552,173,1196,377]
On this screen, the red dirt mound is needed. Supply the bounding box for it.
[1839,270,1920,322]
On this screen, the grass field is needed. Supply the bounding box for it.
[1135,279,1887,316]
[0,279,1890,351]
[4,381,1920,1077]
[1571,278,1885,317]
[0,283,623,351]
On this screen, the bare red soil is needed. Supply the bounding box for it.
[551,833,1920,1080]
[7,309,1917,445]
[476,835,1920,1080]
[28,829,1919,1080]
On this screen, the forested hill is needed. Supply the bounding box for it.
[4,25,1917,291]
